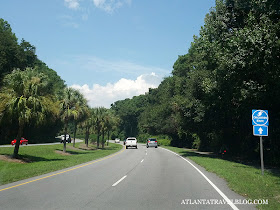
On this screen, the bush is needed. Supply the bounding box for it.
[192,133,200,149]
[137,133,150,143]
[137,134,171,146]
[157,138,171,146]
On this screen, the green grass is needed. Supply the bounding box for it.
[0,142,123,185]
[163,146,280,210]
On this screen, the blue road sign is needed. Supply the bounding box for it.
[252,110,269,126]
[253,125,268,136]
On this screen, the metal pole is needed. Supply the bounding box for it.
[260,136,264,175]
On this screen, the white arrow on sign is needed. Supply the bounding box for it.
[258,127,263,134]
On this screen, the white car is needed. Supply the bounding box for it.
[125,137,137,149]
[61,134,71,143]
[115,138,120,143]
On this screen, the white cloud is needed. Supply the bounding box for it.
[93,0,106,7]
[92,0,131,13]
[64,0,80,10]
[71,73,162,108]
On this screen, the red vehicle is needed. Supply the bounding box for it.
[11,137,28,145]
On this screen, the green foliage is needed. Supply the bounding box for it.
[59,87,90,151]
[78,107,119,148]
[136,133,150,143]
[112,94,149,137]
[0,19,37,84]
[192,134,200,149]
[35,60,66,95]
[0,68,59,125]
[0,68,60,157]
[0,19,20,82]
[157,138,171,146]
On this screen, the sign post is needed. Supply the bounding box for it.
[260,137,264,176]
[252,110,269,176]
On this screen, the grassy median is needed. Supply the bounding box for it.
[163,146,280,210]
[0,142,123,185]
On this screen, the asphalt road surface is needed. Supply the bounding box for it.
[0,143,256,210]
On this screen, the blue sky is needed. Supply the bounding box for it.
[1,0,216,107]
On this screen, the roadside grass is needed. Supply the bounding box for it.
[163,146,280,210]
[0,142,123,186]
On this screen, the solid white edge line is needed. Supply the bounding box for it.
[161,148,239,210]
[112,175,127,187]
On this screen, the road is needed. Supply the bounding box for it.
[0,143,255,210]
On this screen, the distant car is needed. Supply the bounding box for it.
[125,137,137,149]
[115,138,120,143]
[61,134,71,143]
[147,138,158,148]
[11,137,28,146]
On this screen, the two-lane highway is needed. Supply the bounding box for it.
[0,143,255,210]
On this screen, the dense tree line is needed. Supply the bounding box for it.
[112,0,280,165]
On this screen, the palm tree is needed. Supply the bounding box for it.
[0,68,59,158]
[98,107,107,149]
[91,107,106,149]
[80,108,94,147]
[59,87,79,153]
[105,110,120,146]
[71,90,88,147]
